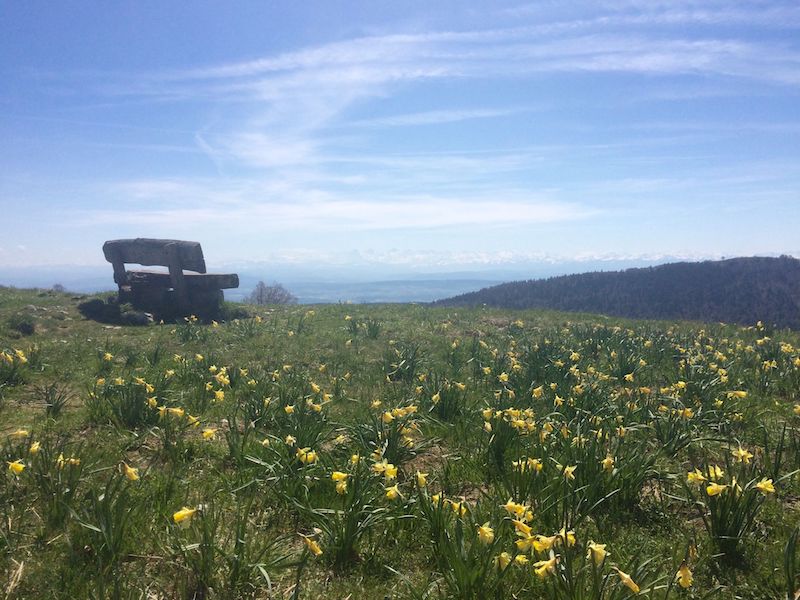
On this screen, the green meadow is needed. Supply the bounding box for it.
[2,286,800,599]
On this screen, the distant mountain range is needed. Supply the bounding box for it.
[434,256,800,329]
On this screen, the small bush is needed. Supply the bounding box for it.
[246,281,298,305]
[7,313,35,336]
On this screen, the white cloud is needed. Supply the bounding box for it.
[72,187,595,233]
[350,107,528,128]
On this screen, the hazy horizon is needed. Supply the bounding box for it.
[2,253,795,304]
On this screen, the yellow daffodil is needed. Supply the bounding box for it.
[302,535,323,557]
[202,428,217,441]
[495,552,512,571]
[563,464,577,480]
[515,535,535,553]
[512,519,532,537]
[7,459,25,476]
[416,471,428,488]
[477,522,495,545]
[587,541,608,565]
[557,528,576,547]
[29,441,41,455]
[450,500,468,517]
[121,462,139,481]
[56,453,80,469]
[613,567,640,594]
[676,562,693,588]
[332,471,348,482]
[601,456,614,472]
[533,556,558,578]
[501,498,527,518]
[173,506,197,524]
[687,468,707,484]
[296,447,317,465]
[533,535,558,553]
[731,446,753,463]
[385,484,401,501]
[706,482,728,497]
[756,478,775,494]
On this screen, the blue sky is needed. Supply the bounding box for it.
[1,1,799,273]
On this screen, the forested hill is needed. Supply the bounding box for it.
[434,256,800,329]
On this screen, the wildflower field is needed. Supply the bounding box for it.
[2,287,800,599]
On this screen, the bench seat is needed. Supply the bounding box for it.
[125,269,239,290]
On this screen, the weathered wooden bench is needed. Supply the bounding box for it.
[102,238,238,318]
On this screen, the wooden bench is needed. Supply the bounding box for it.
[102,238,238,318]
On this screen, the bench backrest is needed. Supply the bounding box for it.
[103,239,207,272]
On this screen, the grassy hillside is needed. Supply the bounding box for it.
[435,256,800,329]
[2,286,800,599]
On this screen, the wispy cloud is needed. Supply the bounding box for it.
[77,5,800,196]
[349,107,529,128]
[76,177,596,232]
[505,1,800,28]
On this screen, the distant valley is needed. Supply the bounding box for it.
[0,265,500,305]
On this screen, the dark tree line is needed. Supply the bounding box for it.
[435,256,800,329]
